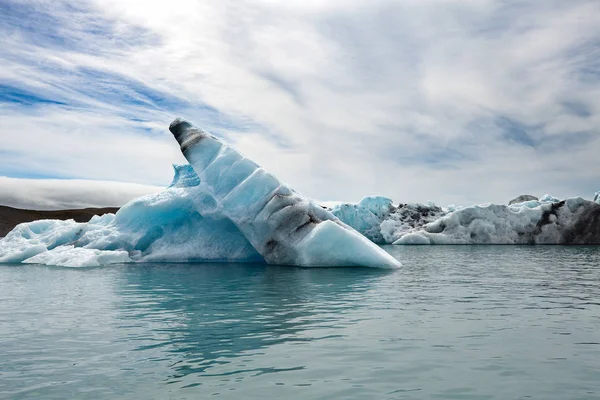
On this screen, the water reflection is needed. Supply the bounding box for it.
[114,264,389,382]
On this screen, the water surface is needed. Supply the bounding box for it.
[1,246,599,399]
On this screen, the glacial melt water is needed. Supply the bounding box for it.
[1,246,599,400]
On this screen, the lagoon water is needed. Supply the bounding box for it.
[1,246,599,399]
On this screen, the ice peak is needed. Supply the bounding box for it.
[169,118,210,153]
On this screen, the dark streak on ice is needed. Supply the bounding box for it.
[169,118,208,154]
[564,204,600,244]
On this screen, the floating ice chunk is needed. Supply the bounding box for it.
[23,245,131,267]
[594,191,600,205]
[169,118,400,268]
[330,196,450,245]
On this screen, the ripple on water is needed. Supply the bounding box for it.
[0,246,599,399]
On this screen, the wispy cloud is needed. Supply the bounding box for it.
[1,0,599,207]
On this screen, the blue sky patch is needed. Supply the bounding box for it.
[0,0,158,54]
[0,84,67,106]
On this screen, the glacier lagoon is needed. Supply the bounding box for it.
[1,118,599,398]
[1,246,599,399]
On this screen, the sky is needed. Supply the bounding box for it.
[1,0,599,208]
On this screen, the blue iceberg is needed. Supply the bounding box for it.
[0,119,401,269]
[168,118,400,268]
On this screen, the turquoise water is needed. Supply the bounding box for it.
[1,246,599,399]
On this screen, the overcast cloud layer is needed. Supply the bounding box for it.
[1,0,599,207]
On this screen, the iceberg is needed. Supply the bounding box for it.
[403,197,600,245]
[2,117,597,266]
[328,195,600,245]
[169,119,400,268]
[330,197,446,244]
[330,197,393,243]
[0,119,400,269]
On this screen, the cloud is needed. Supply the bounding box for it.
[0,176,162,210]
[1,0,599,207]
